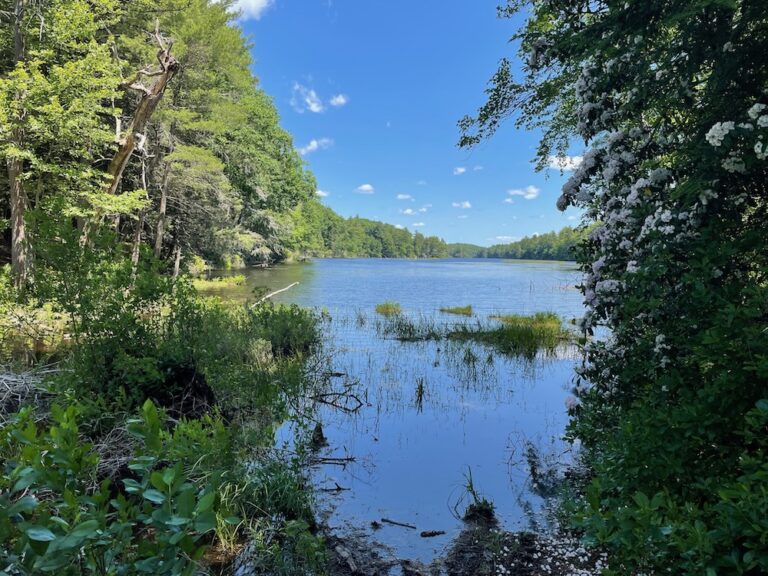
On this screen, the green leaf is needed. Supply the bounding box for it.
[68,520,100,539]
[162,466,177,487]
[195,491,216,514]
[193,510,216,533]
[150,471,166,491]
[142,489,166,504]
[25,526,56,541]
[8,495,38,515]
[123,478,142,493]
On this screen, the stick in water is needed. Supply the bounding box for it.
[255,282,299,304]
[381,518,417,530]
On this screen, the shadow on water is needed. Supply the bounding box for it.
[207,259,585,566]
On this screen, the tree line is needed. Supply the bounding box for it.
[451,226,585,260]
[289,201,449,258]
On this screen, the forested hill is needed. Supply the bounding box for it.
[291,199,588,261]
[289,201,449,258]
[479,227,585,261]
[288,204,584,262]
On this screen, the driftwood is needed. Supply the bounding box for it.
[381,518,417,530]
[310,455,356,466]
[310,389,364,414]
[420,530,446,538]
[255,282,300,304]
[319,482,350,493]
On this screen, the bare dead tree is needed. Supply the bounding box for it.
[105,22,180,196]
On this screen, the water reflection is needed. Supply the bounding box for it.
[207,259,585,563]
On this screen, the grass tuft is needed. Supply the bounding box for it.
[193,274,246,291]
[375,301,402,316]
[439,305,473,317]
[448,312,570,359]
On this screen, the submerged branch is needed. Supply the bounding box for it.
[255,282,300,304]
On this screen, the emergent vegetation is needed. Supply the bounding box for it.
[439,305,473,317]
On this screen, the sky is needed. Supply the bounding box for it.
[236,0,583,247]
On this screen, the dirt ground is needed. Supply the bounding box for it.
[325,518,608,576]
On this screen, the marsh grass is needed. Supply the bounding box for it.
[448,312,570,359]
[439,305,473,317]
[374,301,402,316]
[193,274,246,291]
[377,313,442,342]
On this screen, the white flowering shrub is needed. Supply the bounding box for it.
[462,1,768,573]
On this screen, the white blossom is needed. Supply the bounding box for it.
[705,121,735,147]
[747,103,766,120]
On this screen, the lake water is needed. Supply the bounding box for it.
[209,258,585,564]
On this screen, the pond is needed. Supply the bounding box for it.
[208,258,585,565]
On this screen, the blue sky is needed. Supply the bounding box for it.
[237,0,583,246]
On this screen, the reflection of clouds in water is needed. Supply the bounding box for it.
[306,306,580,562]
[259,260,585,563]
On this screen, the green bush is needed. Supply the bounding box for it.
[0,401,224,575]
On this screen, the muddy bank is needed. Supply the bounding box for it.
[324,521,607,576]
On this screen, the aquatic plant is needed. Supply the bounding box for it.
[459,467,496,525]
[374,301,402,316]
[414,377,425,413]
[439,305,473,317]
[449,313,570,359]
[192,274,246,291]
[377,313,442,342]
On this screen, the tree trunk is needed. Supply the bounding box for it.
[8,156,27,289]
[7,0,28,290]
[131,210,146,272]
[154,161,171,258]
[106,32,179,196]
[172,243,182,278]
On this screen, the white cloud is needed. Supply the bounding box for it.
[298,137,333,156]
[417,180,428,186]
[567,215,578,221]
[232,0,273,20]
[330,94,348,107]
[547,155,583,171]
[394,224,405,230]
[453,167,467,176]
[400,208,416,216]
[507,186,540,200]
[495,235,520,243]
[291,82,325,114]
[355,184,374,194]
[418,205,430,213]
[397,194,413,201]
[452,201,472,209]
[457,215,469,220]
[413,222,426,227]
[315,190,329,198]
[503,198,515,204]
[473,165,484,171]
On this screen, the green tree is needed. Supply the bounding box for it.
[463,1,768,573]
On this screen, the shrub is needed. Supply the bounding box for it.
[0,401,223,575]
